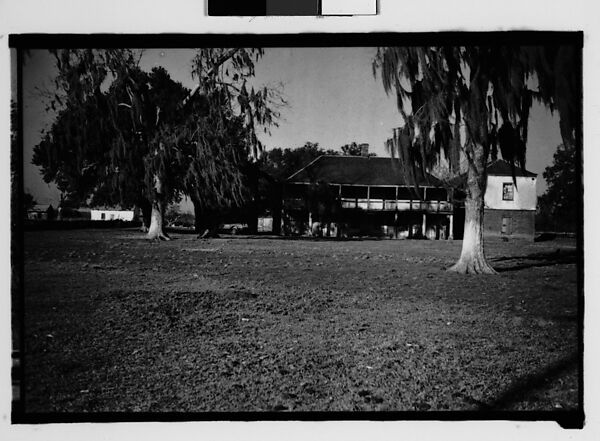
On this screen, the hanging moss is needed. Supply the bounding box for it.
[374,45,579,185]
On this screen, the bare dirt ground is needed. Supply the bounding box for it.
[20,229,580,413]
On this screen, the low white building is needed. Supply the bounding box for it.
[90,209,134,221]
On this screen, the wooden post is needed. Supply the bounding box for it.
[422,213,426,238]
[449,214,454,240]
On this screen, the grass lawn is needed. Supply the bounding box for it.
[20,229,580,413]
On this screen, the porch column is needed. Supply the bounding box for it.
[448,214,454,240]
[278,206,284,235]
[422,213,426,238]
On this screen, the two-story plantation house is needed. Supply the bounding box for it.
[283,153,454,239]
[281,153,537,240]
[483,159,537,240]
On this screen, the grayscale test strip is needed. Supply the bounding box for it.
[208,0,377,16]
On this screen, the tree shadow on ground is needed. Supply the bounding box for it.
[491,249,578,272]
[475,352,579,411]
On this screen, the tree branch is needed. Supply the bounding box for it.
[184,49,242,105]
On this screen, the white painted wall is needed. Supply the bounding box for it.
[485,175,537,210]
[90,210,134,221]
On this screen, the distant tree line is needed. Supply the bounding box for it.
[259,142,337,180]
[259,140,376,180]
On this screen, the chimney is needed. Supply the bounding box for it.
[359,143,369,157]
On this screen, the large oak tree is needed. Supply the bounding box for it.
[373,45,581,274]
[33,48,283,240]
[33,57,190,237]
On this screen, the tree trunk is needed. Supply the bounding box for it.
[246,163,259,235]
[448,146,497,274]
[146,176,170,241]
[247,206,258,235]
[192,198,203,235]
[271,185,282,235]
[192,198,220,238]
[137,197,152,233]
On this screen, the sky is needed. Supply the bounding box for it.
[17,47,563,208]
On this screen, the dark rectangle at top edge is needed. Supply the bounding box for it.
[266,0,320,15]
[208,0,320,16]
[208,0,267,16]
[7,32,584,49]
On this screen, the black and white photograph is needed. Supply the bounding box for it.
[9,34,583,424]
[4,0,598,435]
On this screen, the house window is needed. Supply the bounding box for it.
[502,183,514,201]
[501,216,512,235]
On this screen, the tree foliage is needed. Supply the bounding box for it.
[22,192,37,217]
[259,142,338,181]
[182,48,285,214]
[372,44,580,273]
[373,46,580,184]
[340,142,375,157]
[537,143,578,232]
[33,62,191,209]
[44,50,154,209]
[32,48,285,237]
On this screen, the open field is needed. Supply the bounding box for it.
[20,229,580,413]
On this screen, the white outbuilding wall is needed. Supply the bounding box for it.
[484,175,537,211]
[90,210,134,221]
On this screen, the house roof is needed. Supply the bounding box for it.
[486,159,537,178]
[287,155,443,187]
